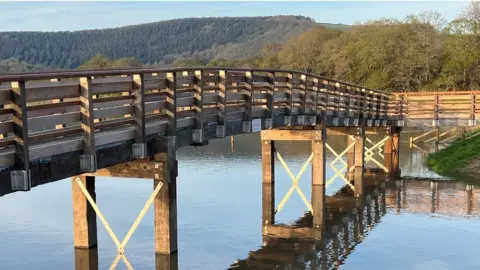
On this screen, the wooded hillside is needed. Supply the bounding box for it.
[0,16,318,69]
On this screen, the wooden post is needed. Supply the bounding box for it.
[312,129,326,228]
[80,77,95,154]
[300,74,307,118]
[347,136,355,173]
[312,77,319,120]
[218,70,227,126]
[384,128,394,177]
[262,140,275,226]
[165,72,177,137]
[244,71,253,123]
[392,128,400,177]
[11,81,30,178]
[154,137,178,254]
[267,72,275,120]
[354,126,365,197]
[133,74,146,144]
[72,175,97,248]
[286,73,293,120]
[156,253,178,270]
[74,247,98,270]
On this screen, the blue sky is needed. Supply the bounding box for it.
[0,1,470,32]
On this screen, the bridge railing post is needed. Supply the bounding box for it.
[11,80,31,191]
[165,72,177,138]
[243,70,253,132]
[133,74,146,158]
[193,70,205,142]
[217,70,227,137]
[266,71,275,129]
[312,77,320,125]
[79,77,96,173]
[470,93,476,127]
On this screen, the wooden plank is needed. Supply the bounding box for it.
[28,111,81,131]
[0,86,11,106]
[26,80,79,102]
[11,81,30,173]
[91,76,133,94]
[261,129,323,141]
[93,95,132,108]
[145,100,166,112]
[80,77,95,155]
[144,74,165,90]
[0,121,13,134]
[93,105,133,119]
[29,126,82,143]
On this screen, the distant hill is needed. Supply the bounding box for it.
[0,16,346,69]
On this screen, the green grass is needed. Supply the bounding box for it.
[427,130,480,175]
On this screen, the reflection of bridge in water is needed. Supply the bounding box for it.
[228,175,479,270]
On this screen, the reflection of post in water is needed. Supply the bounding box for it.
[156,253,179,270]
[74,248,98,270]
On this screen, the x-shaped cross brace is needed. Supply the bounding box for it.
[75,177,163,270]
[347,136,389,173]
[275,151,313,214]
[325,142,355,191]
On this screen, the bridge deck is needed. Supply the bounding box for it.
[0,67,397,196]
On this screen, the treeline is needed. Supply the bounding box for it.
[186,2,480,91]
[0,16,315,69]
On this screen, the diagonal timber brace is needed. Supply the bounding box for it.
[275,151,313,214]
[74,177,163,270]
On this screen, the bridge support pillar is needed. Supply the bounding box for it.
[72,175,97,249]
[262,140,275,226]
[384,126,401,179]
[155,253,179,270]
[74,247,98,270]
[312,131,326,229]
[354,127,365,197]
[154,137,178,255]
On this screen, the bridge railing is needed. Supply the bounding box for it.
[0,67,392,177]
[393,91,480,126]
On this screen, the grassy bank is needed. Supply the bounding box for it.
[427,132,480,175]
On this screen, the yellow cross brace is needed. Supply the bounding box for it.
[75,177,163,270]
[325,142,355,190]
[276,152,313,214]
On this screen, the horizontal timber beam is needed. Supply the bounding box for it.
[261,129,324,141]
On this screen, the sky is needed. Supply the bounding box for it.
[0,1,471,32]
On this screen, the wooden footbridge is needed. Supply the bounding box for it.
[0,67,477,269]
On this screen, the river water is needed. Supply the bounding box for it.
[0,132,479,270]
